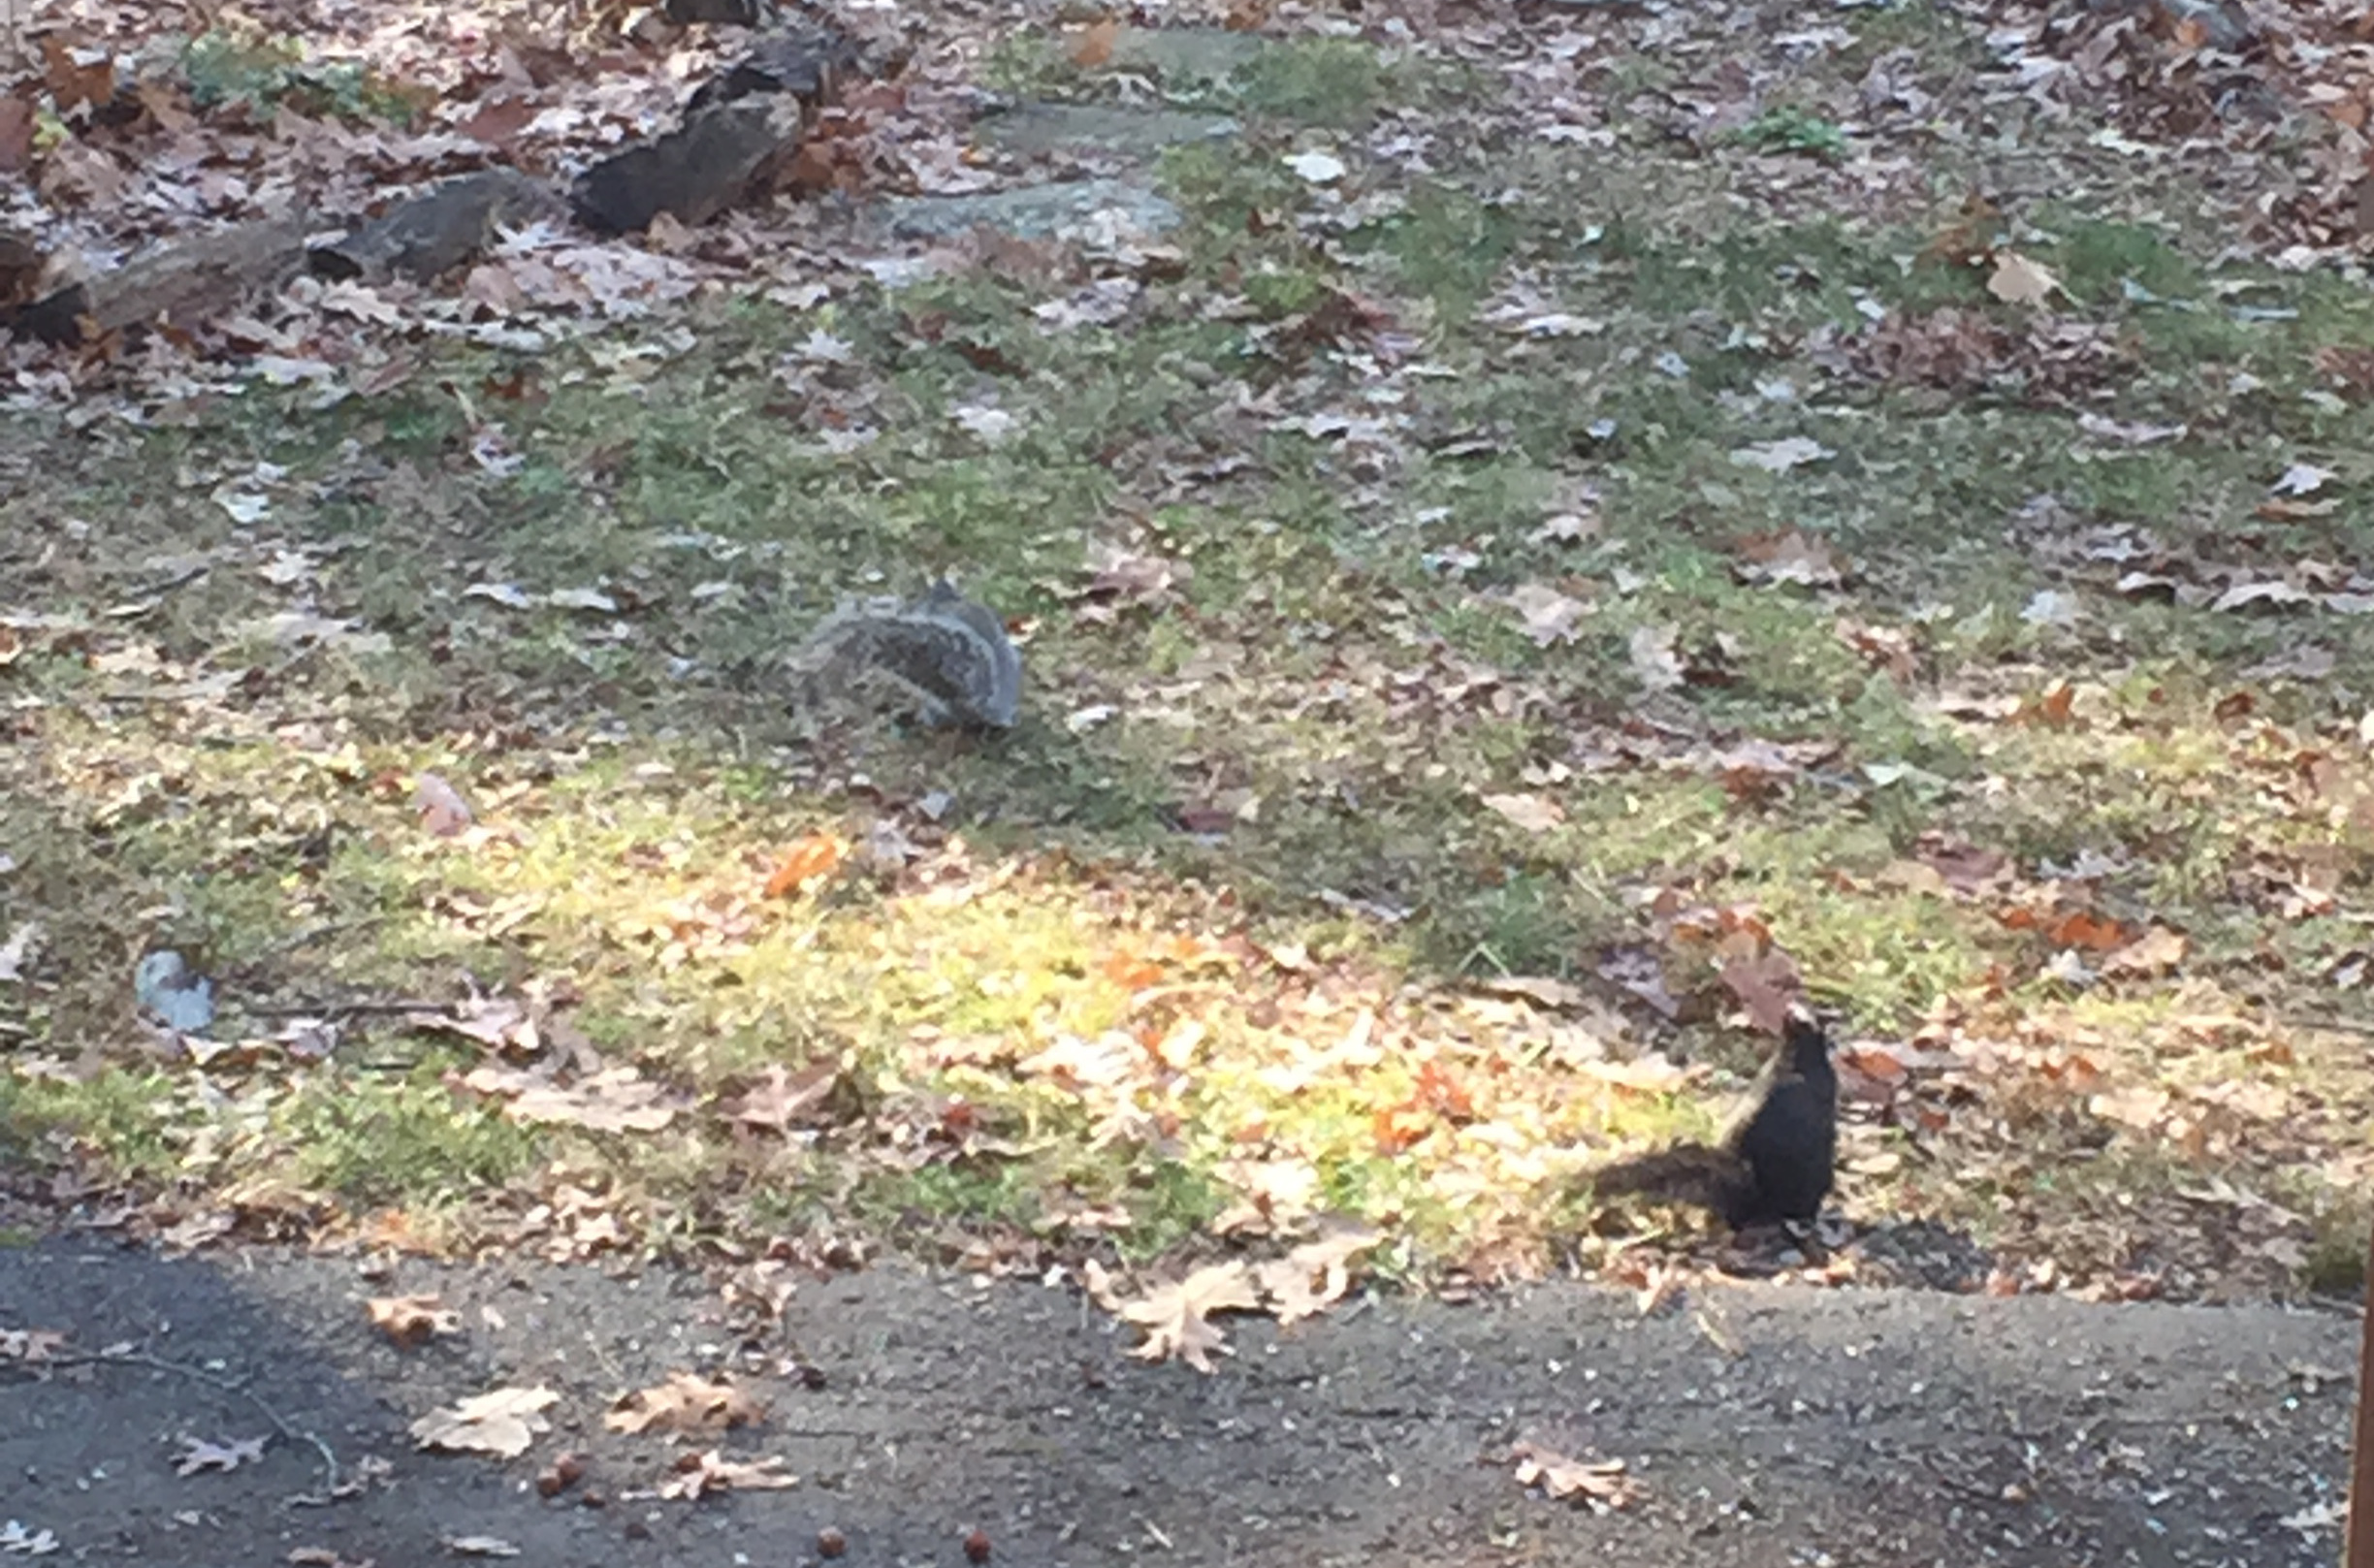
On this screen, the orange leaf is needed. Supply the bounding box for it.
[2047,911,2129,952]
[1102,952,1165,991]
[1070,17,1119,67]
[1371,1104,1429,1154]
[764,834,845,898]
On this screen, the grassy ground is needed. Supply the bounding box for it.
[4,1,2372,1298]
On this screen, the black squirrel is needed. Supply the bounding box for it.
[791,580,1021,730]
[1592,1008,1838,1229]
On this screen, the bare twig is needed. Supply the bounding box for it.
[38,1344,343,1504]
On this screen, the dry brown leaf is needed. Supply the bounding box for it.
[1251,1226,1380,1326]
[1736,528,1848,589]
[410,1386,559,1457]
[1510,1442,1645,1513]
[2089,1085,2170,1131]
[367,1293,461,1349]
[1481,792,1565,835]
[463,1065,677,1133]
[415,772,474,838]
[719,1059,842,1131]
[2102,924,2188,976]
[656,1449,797,1500]
[1069,17,1119,68]
[1986,249,2061,306]
[606,1372,767,1436]
[764,833,845,898]
[1120,1262,1261,1373]
[174,1433,266,1476]
[1506,582,1589,647]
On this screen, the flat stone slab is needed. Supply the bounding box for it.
[883,177,1182,241]
[975,101,1237,161]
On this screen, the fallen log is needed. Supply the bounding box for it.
[6,212,310,345]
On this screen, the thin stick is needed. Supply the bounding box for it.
[2348,1215,2374,1568]
[43,1345,342,1504]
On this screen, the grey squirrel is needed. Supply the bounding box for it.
[1592,1008,1838,1229]
[791,580,1021,730]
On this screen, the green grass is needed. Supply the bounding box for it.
[5,1,2374,1300]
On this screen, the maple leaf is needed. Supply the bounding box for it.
[410,1386,559,1458]
[656,1449,797,1499]
[1119,1262,1261,1373]
[606,1372,767,1436]
[1509,1442,1645,1513]
[367,1293,461,1349]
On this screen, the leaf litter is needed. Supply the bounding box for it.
[1,0,2371,1335]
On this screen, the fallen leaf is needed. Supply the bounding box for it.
[368,1294,462,1349]
[0,920,37,982]
[462,1065,678,1133]
[1481,792,1565,834]
[1627,624,1685,691]
[174,1433,267,1476]
[1283,148,1347,183]
[1251,1226,1380,1326]
[411,1386,560,1458]
[606,1371,766,1436]
[763,833,845,898]
[1986,249,2061,306]
[2089,1085,2170,1131]
[2101,924,2187,976]
[1510,1442,1645,1513]
[1506,582,1588,646]
[1069,17,1118,67]
[1119,1263,1261,1373]
[656,1449,797,1500]
[1729,435,1833,472]
[1735,528,1847,589]
[416,773,474,838]
[720,1059,842,1131]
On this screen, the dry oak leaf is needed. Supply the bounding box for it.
[1510,1442,1646,1513]
[368,1293,462,1349]
[656,1449,797,1500]
[0,1327,68,1362]
[1505,582,1589,647]
[1252,1226,1381,1327]
[463,1065,678,1133]
[1985,249,2061,307]
[606,1372,767,1437]
[1120,1262,1262,1373]
[411,1386,560,1458]
[1481,792,1565,835]
[720,1058,842,1131]
[174,1433,267,1476]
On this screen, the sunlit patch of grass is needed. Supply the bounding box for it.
[279,1071,543,1206]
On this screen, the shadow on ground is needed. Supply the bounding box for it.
[0,1239,2353,1567]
